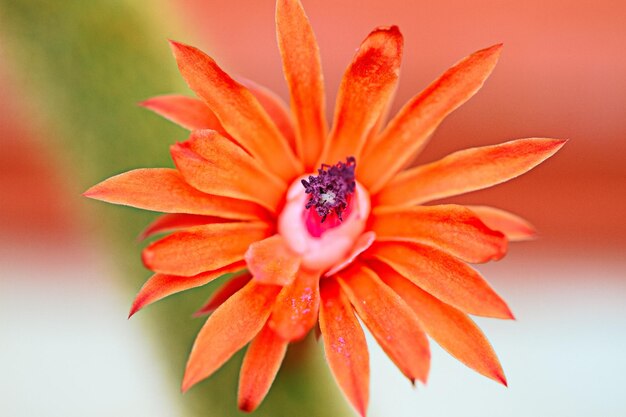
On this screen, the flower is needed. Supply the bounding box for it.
[84,0,565,415]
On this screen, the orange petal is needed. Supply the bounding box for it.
[319,279,369,417]
[376,138,567,206]
[268,268,320,341]
[276,0,327,169]
[239,78,297,155]
[320,26,403,165]
[364,242,513,319]
[238,325,289,412]
[170,130,287,213]
[336,264,430,383]
[370,204,507,263]
[182,280,281,392]
[359,44,503,192]
[139,213,225,241]
[466,205,537,242]
[142,222,271,276]
[169,41,302,181]
[372,262,507,385]
[325,231,376,277]
[139,95,227,133]
[194,273,252,317]
[129,261,245,317]
[245,235,301,286]
[84,168,268,220]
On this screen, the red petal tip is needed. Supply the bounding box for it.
[82,187,100,199]
[238,400,255,413]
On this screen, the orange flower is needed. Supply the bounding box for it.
[85,0,565,415]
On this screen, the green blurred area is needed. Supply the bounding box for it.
[0,1,351,415]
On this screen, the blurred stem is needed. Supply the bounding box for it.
[0,1,352,416]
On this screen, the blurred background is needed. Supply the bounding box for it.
[1,0,624,416]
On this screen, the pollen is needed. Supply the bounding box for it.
[301,157,356,223]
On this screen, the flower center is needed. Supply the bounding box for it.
[301,157,356,237]
[278,157,370,272]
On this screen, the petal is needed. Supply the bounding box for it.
[84,168,268,220]
[466,205,537,242]
[372,262,507,385]
[325,231,376,276]
[319,279,369,417]
[268,268,320,341]
[142,222,271,276]
[129,261,245,317]
[320,26,403,165]
[238,325,289,412]
[276,0,327,169]
[370,204,507,263]
[239,78,297,155]
[169,41,302,181]
[139,213,225,240]
[182,280,281,392]
[194,273,252,317]
[376,138,567,206]
[364,242,513,319]
[245,234,301,286]
[359,44,503,192]
[139,95,227,133]
[170,130,287,213]
[337,264,430,383]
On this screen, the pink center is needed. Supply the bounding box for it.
[278,176,371,272]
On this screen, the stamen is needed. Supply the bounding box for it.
[301,157,356,223]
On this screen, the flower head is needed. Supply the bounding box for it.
[85,0,565,415]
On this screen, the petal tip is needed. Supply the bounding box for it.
[82,186,100,199]
[238,398,256,413]
[128,305,138,319]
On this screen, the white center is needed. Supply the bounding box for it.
[278,177,371,272]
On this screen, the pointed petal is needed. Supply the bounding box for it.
[139,95,228,133]
[359,44,503,192]
[238,325,289,412]
[245,235,301,286]
[370,204,507,263]
[129,262,245,317]
[194,273,252,317]
[84,168,268,220]
[139,213,225,240]
[239,78,297,155]
[372,262,507,385]
[319,279,369,417]
[142,222,271,276]
[320,26,403,165]
[169,41,301,181]
[365,242,513,319]
[376,138,567,206]
[276,0,327,169]
[269,269,320,341]
[466,205,537,242]
[170,130,287,213]
[325,231,376,277]
[337,264,430,383]
[182,280,281,392]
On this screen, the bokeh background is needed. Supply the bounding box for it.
[1,0,624,416]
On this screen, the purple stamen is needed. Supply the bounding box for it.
[301,157,356,223]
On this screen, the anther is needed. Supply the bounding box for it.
[301,157,356,223]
